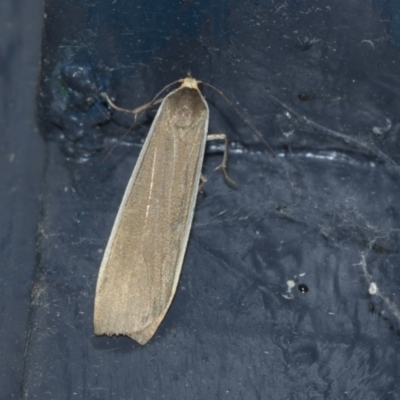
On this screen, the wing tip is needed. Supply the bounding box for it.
[94,326,155,346]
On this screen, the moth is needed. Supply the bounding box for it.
[94,77,235,345]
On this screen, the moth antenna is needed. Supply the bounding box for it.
[101,79,183,161]
[139,79,183,112]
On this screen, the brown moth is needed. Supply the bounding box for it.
[94,77,233,345]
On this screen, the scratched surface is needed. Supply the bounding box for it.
[4,0,400,398]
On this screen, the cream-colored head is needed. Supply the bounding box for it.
[180,77,200,89]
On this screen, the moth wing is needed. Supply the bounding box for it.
[94,87,208,344]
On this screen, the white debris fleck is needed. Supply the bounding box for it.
[369,282,378,295]
[282,280,296,299]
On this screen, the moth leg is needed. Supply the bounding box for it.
[198,173,208,193]
[207,133,236,186]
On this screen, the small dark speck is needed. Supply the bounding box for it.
[295,37,313,51]
[298,93,310,101]
[371,242,388,254]
[298,284,309,293]
[368,302,375,313]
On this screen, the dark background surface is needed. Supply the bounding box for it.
[2,0,400,399]
[0,0,45,398]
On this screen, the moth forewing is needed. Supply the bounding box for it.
[94,78,210,345]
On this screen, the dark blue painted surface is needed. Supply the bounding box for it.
[0,0,44,398]
[3,0,400,398]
